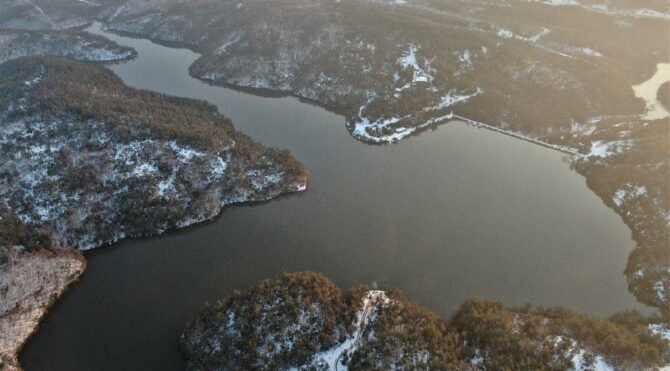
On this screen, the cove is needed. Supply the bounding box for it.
[20,23,643,370]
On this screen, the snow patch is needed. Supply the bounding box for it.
[612,184,647,207]
[587,140,635,158]
[649,323,670,340]
[304,291,390,370]
[397,44,433,84]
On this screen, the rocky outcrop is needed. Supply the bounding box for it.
[0,247,85,370]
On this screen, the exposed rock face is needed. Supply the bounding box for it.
[0,56,307,250]
[0,247,85,370]
[0,29,136,64]
[181,272,670,370]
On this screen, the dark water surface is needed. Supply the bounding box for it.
[21,23,643,370]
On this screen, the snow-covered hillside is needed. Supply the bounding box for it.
[0,56,306,369]
[0,56,307,250]
[181,272,670,370]
[0,29,136,64]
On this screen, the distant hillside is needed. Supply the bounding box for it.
[0,28,136,64]
[97,0,669,317]
[181,272,670,370]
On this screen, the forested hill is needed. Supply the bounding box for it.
[0,56,307,369]
[181,272,670,370]
[0,28,136,64]
[0,56,307,250]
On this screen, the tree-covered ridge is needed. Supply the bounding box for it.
[0,56,307,249]
[181,272,670,370]
[0,28,136,64]
[0,56,233,151]
[0,206,51,264]
[97,0,667,142]
[452,300,668,370]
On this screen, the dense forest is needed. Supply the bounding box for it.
[0,206,51,263]
[182,272,670,370]
[0,56,306,249]
[0,28,136,64]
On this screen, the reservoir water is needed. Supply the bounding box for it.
[21,23,644,370]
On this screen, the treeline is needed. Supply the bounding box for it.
[0,56,306,249]
[0,56,236,152]
[181,272,351,370]
[0,28,137,65]
[0,56,306,188]
[0,206,52,264]
[181,272,669,370]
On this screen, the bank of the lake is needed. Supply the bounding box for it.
[20,24,645,370]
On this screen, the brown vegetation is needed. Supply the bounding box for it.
[182,272,670,370]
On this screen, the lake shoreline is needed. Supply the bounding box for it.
[86,22,670,315]
[19,22,650,371]
[0,248,86,371]
[90,23,588,156]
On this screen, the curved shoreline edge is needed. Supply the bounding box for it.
[0,248,86,370]
[0,55,307,370]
